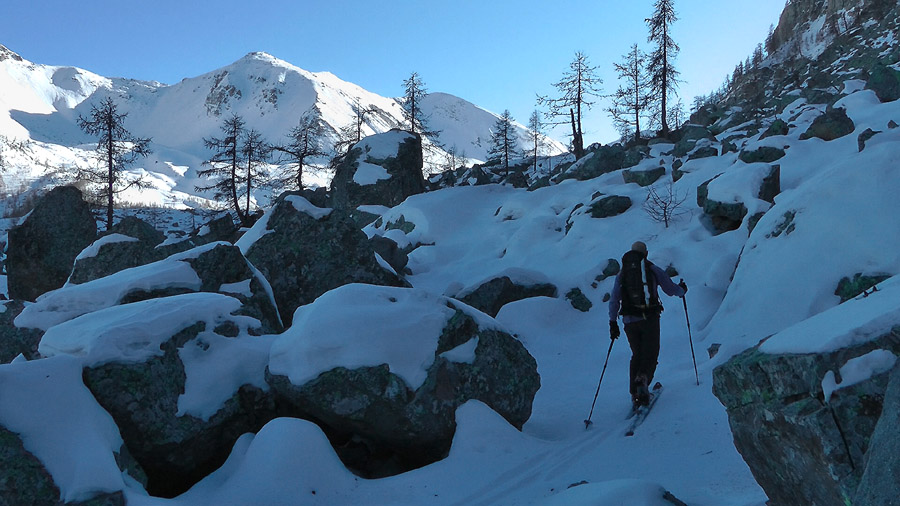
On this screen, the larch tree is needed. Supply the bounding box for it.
[272,109,328,191]
[608,44,653,142]
[76,96,152,230]
[538,51,602,160]
[240,128,270,222]
[488,110,520,177]
[525,109,544,173]
[197,113,247,224]
[646,0,680,136]
[401,72,436,137]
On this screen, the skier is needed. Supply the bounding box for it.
[608,241,687,410]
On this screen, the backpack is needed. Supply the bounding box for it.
[619,250,663,317]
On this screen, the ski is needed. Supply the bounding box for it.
[625,382,663,437]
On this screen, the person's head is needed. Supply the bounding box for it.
[631,241,648,257]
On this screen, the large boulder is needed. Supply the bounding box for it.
[458,274,558,317]
[240,194,404,326]
[38,293,279,498]
[865,63,900,103]
[556,144,645,182]
[588,195,633,218]
[622,167,665,187]
[330,129,425,210]
[738,146,786,164]
[800,107,855,141]
[7,186,97,301]
[68,217,165,285]
[15,242,282,334]
[697,177,748,234]
[713,328,900,506]
[266,285,541,476]
[0,426,61,506]
[854,362,900,506]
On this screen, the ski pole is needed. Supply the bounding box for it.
[584,338,615,429]
[680,282,699,386]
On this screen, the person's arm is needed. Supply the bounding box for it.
[609,274,622,321]
[651,264,685,297]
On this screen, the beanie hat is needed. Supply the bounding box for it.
[631,241,648,255]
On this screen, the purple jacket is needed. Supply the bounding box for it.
[609,261,685,323]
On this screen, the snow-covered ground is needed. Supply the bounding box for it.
[2,56,900,506]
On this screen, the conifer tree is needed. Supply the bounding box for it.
[525,110,544,173]
[401,72,436,137]
[608,44,653,142]
[646,0,680,135]
[240,129,270,220]
[197,113,248,224]
[76,97,152,230]
[538,51,602,160]
[272,110,328,191]
[488,110,519,177]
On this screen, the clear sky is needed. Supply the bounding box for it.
[1,0,786,144]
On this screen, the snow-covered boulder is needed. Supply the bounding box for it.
[266,284,540,475]
[458,274,558,317]
[713,277,900,506]
[330,129,425,211]
[7,186,97,301]
[239,194,405,326]
[68,216,165,285]
[16,242,282,333]
[854,361,900,506]
[39,293,278,498]
[799,106,856,141]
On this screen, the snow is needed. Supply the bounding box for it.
[268,284,456,390]
[218,279,253,297]
[75,233,139,261]
[234,206,274,254]
[38,292,258,367]
[439,337,478,364]
[285,194,332,219]
[16,257,202,331]
[821,349,898,403]
[0,355,132,502]
[353,160,391,185]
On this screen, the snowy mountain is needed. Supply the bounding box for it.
[0,46,565,207]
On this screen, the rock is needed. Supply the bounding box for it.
[738,146,786,164]
[70,295,281,498]
[760,118,790,139]
[834,273,891,303]
[266,286,540,476]
[330,129,425,210]
[672,125,714,157]
[242,194,404,325]
[623,167,665,187]
[588,196,632,218]
[688,146,718,161]
[595,259,620,283]
[713,329,900,506]
[7,186,97,301]
[707,343,721,359]
[0,425,61,506]
[688,104,724,127]
[889,120,899,129]
[370,235,409,275]
[698,176,747,233]
[857,128,881,152]
[800,107,855,141]
[758,164,781,204]
[68,217,165,285]
[865,63,900,103]
[721,139,738,154]
[854,362,900,506]
[747,212,767,235]
[459,276,558,317]
[527,176,552,191]
[0,301,43,363]
[504,169,530,188]
[565,288,592,312]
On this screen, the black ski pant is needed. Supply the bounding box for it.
[624,317,661,397]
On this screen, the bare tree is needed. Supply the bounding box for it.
[538,51,602,160]
[608,44,653,142]
[643,180,689,228]
[646,0,681,135]
[240,129,270,220]
[272,110,328,191]
[197,114,247,224]
[525,110,544,173]
[76,97,152,230]
[488,110,520,177]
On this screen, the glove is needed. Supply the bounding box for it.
[679,280,688,295]
[609,321,620,340]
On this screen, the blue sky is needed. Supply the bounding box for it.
[2,0,786,143]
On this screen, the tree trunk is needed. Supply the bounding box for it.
[106,128,114,230]
[570,108,584,160]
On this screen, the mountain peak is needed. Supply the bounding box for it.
[0,44,25,63]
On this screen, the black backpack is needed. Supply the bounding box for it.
[619,250,663,317]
